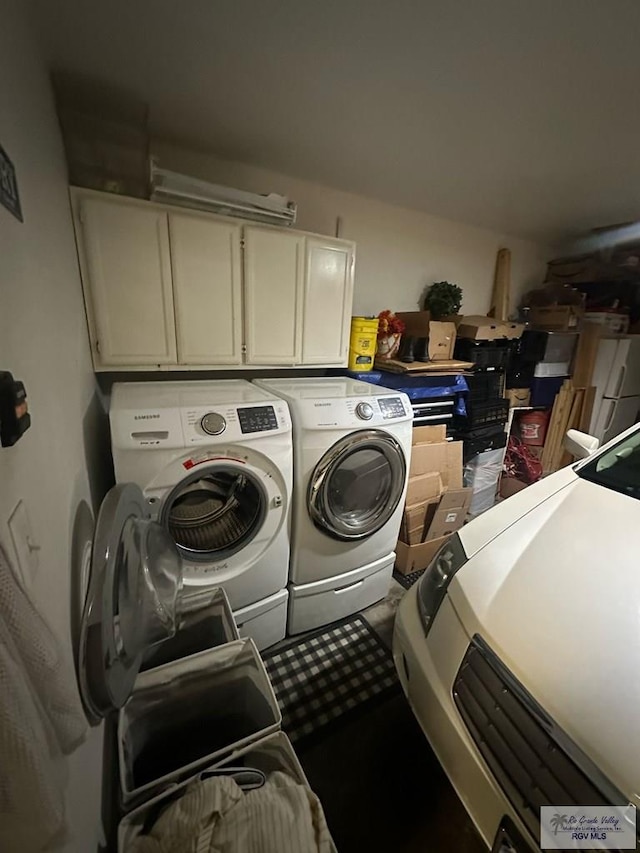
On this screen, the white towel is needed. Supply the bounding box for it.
[0,543,88,852]
[129,772,335,853]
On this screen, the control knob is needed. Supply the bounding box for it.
[200,412,226,436]
[355,401,374,421]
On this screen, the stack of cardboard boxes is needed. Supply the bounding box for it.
[395,425,472,574]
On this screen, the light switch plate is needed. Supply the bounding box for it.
[8,500,39,587]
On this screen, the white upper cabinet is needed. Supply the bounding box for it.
[78,197,177,366]
[243,226,305,365]
[302,238,354,365]
[169,214,243,364]
[72,190,355,370]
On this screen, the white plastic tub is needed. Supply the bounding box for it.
[533,361,571,378]
[118,638,281,807]
[117,731,317,851]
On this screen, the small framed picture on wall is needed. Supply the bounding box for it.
[0,144,23,222]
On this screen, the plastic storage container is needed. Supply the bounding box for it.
[464,371,505,401]
[348,317,379,371]
[118,638,281,806]
[458,425,507,461]
[458,398,509,429]
[530,375,568,407]
[117,732,314,852]
[533,361,571,378]
[455,338,511,370]
[517,330,577,364]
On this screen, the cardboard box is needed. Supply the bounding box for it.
[412,424,447,444]
[396,311,430,337]
[456,315,524,341]
[505,388,531,408]
[423,488,472,541]
[405,472,442,505]
[409,441,463,489]
[529,305,584,331]
[395,534,451,575]
[395,314,456,360]
[428,321,456,360]
[401,497,440,545]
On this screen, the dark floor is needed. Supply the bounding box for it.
[298,691,486,853]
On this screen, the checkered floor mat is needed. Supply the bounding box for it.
[393,567,426,589]
[263,615,399,748]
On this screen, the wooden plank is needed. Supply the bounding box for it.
[374,357,474,373]
[579,386,597,433]
[488,247,511,321]
[572,323,601,388]
[542,380,573,474]
[557,388,584,469]
[541,386,565,473]
[543,382,569,465]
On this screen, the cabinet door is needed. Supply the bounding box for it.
[302,238,354,365]
[79,198,176,366]
[243,227,304,364]
[169,214,243,364]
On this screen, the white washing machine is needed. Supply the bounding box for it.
[254,377,412,634]
[109,380,293,650]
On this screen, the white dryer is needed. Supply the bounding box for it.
[110,380,293,650]
[254,377,412,634]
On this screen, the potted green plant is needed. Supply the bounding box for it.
[424,281,463,320]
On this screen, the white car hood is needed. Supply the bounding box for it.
[450,474,640,804]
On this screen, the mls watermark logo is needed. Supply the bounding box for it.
[541,805,637,849]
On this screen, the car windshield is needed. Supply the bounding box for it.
[578,428,640,498]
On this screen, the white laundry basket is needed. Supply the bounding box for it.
[118,638,281,807]
[117,732,341,853]
[139,586,239,671]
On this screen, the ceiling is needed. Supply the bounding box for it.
[29,0,640,244]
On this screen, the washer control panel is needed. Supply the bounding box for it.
[237,405,279,434]
[200,412,227,435]
[378,397,407,419]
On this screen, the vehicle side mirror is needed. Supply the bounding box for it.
[564,429,600,459]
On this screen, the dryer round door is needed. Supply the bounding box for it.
[308,429,407,541]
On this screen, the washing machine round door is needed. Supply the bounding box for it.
[308,429,407,541]
[78,483,183,722]
[161,464,268,562]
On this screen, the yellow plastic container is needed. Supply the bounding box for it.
[348,316,379,371]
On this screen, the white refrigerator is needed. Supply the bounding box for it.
[590,336,640,444]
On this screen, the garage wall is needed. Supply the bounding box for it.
[154,140,552,316]
[0,1,105,850]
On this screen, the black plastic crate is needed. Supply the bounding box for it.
[460,428,507,461]
[455,339,510,371]
[455,398,509,430]
[464,371,505,402]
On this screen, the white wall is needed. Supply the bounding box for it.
[0,1,104,850]
[154,140,551,317]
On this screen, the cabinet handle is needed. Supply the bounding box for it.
[95,340,100,354]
